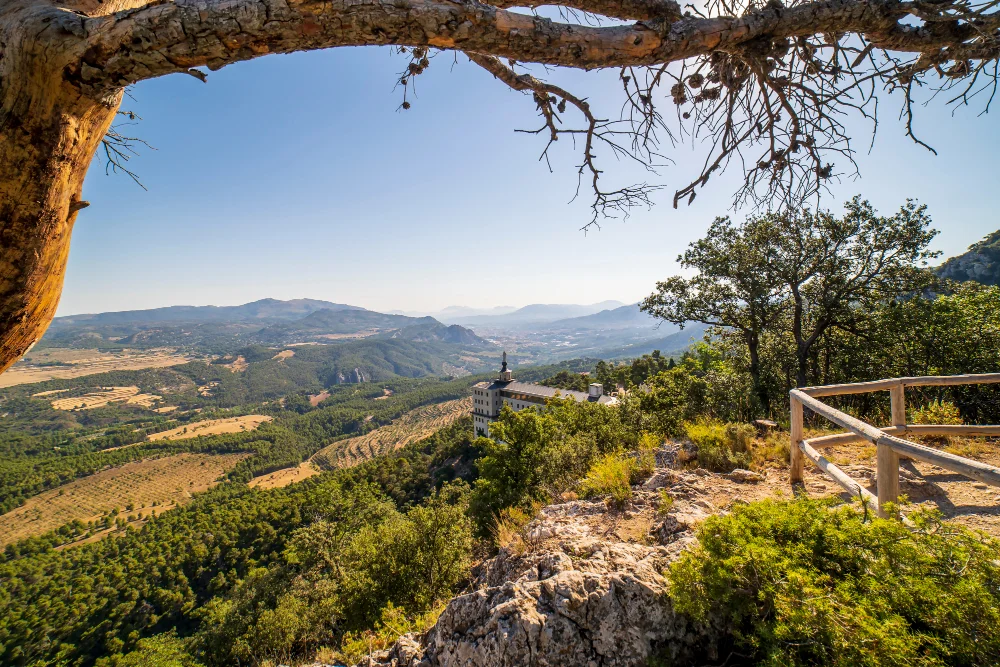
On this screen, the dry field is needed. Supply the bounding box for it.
[316,329,382,340]
[309,391,330,406]
[272,349,295,361]
[311,397,471,469]
[226,355,248,372]
[248,461,320,489]
[147,415,273,442]
[50,386,164,411]
[0,348,191,388]
[0,453,247,547]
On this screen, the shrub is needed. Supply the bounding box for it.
[684,420,755,472]
[912,400,963,446]
[579,453,634,508]
[332,602,443,666]
[911,399,963,426]
[667,498,1000,666]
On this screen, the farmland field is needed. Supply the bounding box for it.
[0,348,192,388]
[311,397,471,469]
[50,385,164,411]
[147,415,273,441]
[0,453,247,547]
[248,461,320,489]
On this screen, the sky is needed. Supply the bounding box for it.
[66,42,1000,317]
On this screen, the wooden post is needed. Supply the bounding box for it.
[890,383,906,428]
[876,442,900,518]
[889,382,907,461]
[790,395,804,484]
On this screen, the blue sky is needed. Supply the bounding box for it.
[67,45,1000,316]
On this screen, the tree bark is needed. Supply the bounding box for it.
[0,1,122,373]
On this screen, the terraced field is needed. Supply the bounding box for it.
[50,385,164,411]
[147,415,273,442]
[311,397,471,469]
[0,348,191,388]
[0,453,248,547]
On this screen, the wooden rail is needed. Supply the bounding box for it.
[789,373,1000,517]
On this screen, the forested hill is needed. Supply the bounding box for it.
[936,229,1000,286]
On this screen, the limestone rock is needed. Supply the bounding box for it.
[353,450,722,667]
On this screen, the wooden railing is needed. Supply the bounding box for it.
[789,373,1000,517]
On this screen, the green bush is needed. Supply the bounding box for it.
[668,498,1000,666]
[579,453,634,508]
[684,420,755,472]
[911,399,963,426]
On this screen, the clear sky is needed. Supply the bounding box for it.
[66,44,1000,316]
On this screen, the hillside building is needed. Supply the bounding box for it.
[471,352,618,437]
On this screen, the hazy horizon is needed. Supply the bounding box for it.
[64,46,1000,318]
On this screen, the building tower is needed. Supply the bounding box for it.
[499,350,512,382]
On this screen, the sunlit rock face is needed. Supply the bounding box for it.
[937,230,1000,287]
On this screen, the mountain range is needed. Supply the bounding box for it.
[441,301,626,328]
[49,298,360,327]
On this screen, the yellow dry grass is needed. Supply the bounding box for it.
[225,356,248,372]
[147,415,273,442]
[1,348,191,388]
[0,453,247,547]
[272,349,295,361]
[248,461,320,489]
[312,398,471,469]
[50,386,164,411]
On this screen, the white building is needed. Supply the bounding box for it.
[471,352,618,437]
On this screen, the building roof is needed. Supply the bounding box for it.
[501,381,617,404]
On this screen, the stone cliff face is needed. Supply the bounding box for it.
[936,229,1000,286]
[344,449,766,667]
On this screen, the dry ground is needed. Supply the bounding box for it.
[1,348,191,388]
[309,391,330,407]
[147,415,273,442]
[676,429,1000,538]
[311,398,471,469]
[799,434,1000,536]
[248,461,320,489]
[272,350,295,361]
[0,453,247,547]
[50,386,164,411]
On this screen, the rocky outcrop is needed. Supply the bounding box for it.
[351,451,728,667]
[936,229,1000,286]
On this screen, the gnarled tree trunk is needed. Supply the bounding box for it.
[0,1,123,370]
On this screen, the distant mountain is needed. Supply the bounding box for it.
[936,229,1000,286]
[447,301,626,329]
[51,298,362,327]
[542,303,660,332]
[385,322,488,347]
[252,309,490,348]
[260,309,432,337]
[591,322,712,360]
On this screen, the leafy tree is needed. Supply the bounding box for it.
[538,370,590,392]
[643,198,940,403]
